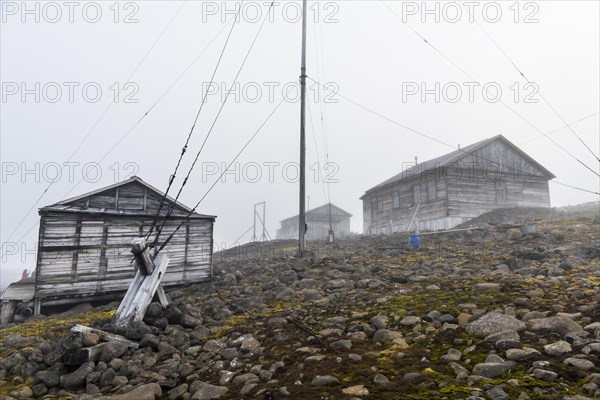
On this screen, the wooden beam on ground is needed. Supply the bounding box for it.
[71,324,139,349]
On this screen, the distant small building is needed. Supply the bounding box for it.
[277,203,352,241]
[360,135,555,234]
[1,176,215,323]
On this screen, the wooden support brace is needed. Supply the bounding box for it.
[114,253,169,327]
[130,237,168,307]
[156,285,169,308]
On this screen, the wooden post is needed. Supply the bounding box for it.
[34,297,41,315]
[131,237,154,275]
[0,301,16,325]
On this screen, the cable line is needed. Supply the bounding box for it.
[1,19,232,259]
[308,76,599,197]
[476,21,600,162]
[157,98,286,253]
[60,21,231,201]
[230,225,255,247]
[146,1,245,241]
[379,1,600,179]
[2,1,187,244]
[152,1,276,249]
[519,112,599,145]
[551,181,599,195]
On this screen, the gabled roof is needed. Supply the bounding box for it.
[360,135,555,199]
[280,203,352,223]
[41,176,215,219]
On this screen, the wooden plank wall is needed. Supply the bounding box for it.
[35,212,213,301]
[447,178,550,218]
[278,215,351,240]
[365,175,448,234]
[364,175,550,234]
[362,139,552,234]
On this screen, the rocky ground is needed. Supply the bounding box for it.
[0,206,599,400]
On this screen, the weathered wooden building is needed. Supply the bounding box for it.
[1,176,215,321]
[360,135,555,234]
[277,203,352,240]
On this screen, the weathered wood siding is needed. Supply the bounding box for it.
[277,204,352,240]
[364,175,448,234]
[36,213,213,301]
[35,179,214,303]
[447,177,550,218]
[362,137,552,234]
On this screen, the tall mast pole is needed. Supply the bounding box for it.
[298,0,308,257]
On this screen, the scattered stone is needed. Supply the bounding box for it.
[532,369,558,381]
[472,363,509,378]
[563,357,595,371]
[505,347,541,361]
[466,312,526,338]
[474,283,501,292]
[330,340,352,352]
[61,362,95,389]
[311,375,339,386]
[370,315,388,330]
[543,340,572,356]
[9,386,33,398]
[373,329,402,343]
[111,383,162,400]
[82,333,100,347]
[191,382,228,399]
[373,373,390,383]
[399,316,421,326]
[527,316,584,336]
[342,385,369,396]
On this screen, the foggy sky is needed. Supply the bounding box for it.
[1,0,599,288]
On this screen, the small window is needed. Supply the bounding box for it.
[376,195,383,213]
[392,190,400,209]
[427,180,436,201]
[495,181,507,202]
[413,185,421,205]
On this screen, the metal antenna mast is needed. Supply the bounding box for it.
[252,201,269,242]
[298,0,308,256]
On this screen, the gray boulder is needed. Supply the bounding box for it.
[466,312,525,338]
[527,316,584,336]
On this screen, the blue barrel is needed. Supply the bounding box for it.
[409,234,421,249]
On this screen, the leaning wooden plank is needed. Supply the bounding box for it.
[71,324,139,349]
[115,253,169,327]
[155,285,169,308]
[114,269,145,320]
[130,237,168,307]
